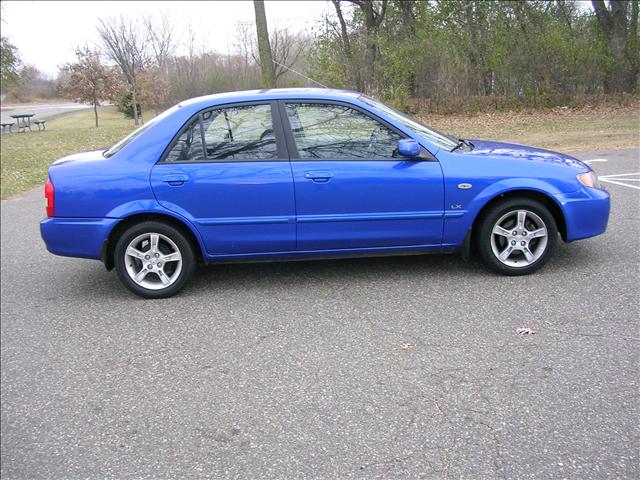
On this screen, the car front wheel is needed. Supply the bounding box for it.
[477,198,558,275]
[114,221,196,298]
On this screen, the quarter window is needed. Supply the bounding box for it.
[285,103,403,160]
[164,119,204,162]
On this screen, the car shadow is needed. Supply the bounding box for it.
[67,242,597,301]
[188,253,481,293]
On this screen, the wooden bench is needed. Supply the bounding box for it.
[1,122,15,133]
[33,120,47,131]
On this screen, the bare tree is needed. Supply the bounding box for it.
[253,0,276,88]
[97,16,149,125]
[270,28,310,82]
[235,24,310,85]
[144,13,177,76]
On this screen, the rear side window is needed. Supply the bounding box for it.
[285,103,403,160]
[163,104,278,162]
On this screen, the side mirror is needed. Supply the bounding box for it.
[398,139,421,158]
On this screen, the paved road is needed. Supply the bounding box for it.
[0,103,89,125]
[1,149,638,479]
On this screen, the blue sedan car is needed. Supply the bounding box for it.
[40,89,610,298]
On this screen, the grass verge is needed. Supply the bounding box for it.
[1,106,136,198]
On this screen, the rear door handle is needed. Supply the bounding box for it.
[161,174,189,186]
[304,171,334,183]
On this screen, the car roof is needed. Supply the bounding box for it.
[178,88,363,109]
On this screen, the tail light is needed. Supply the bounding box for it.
[44,179,54,217]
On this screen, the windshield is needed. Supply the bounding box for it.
[103,105,180,157]
[359,95,459,151]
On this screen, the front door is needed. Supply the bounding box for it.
[281,101,444,251]
[151,102,295,255]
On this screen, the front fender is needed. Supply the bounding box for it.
[443,178,571,245]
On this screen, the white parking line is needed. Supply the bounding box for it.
[599,172,640,191]
[599,171,640,178]
[584,158,609,164]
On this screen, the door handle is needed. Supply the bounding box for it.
[161,174,189,186]
[304,171,334,183]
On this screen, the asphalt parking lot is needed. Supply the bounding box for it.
[1,148,638,479]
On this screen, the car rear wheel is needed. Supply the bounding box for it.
[114,221,196,299]
[477,198,558,275]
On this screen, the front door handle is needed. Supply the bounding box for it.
[161,174,189,186]
[304,171,334,183]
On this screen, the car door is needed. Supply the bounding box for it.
[280,101,444,251]
[150,101,296,255]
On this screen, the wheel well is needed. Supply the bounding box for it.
[471,190,567,245]
[102,213,203,271]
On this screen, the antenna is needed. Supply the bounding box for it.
[271,59,329,89]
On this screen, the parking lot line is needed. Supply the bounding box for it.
[598,172,640,190]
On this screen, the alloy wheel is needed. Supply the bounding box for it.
[490,209,548,267]
[124,232,183,290]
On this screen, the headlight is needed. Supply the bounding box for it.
[577,172,601,189]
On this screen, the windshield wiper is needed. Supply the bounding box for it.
[451,138,473,152]
[451,140,465,152]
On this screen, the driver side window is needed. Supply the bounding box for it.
[285,103,402,160]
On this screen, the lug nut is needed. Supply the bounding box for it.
[522,231,527,236]
[155,253,160,258]
[511,240,516,246]
[157,262,162,267]
[145,255,150,260]
[512,231,517,236]
[148,264,152,269]
[521,241,526,246]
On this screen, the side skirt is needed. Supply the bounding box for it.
[201,243,460,265]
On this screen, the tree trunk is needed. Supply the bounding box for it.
[93,102,99,128]
[132,85,139,126]
[331,0,361,90]
[592,0,633,93]
[400,0,416,96]
[253,0,276,88]
[351,0,388,95]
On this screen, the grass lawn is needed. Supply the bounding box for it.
[1,106,136,198]
[1,103,638,198]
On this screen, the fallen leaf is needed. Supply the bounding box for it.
[517,328,537,336]
[400,343,414,350]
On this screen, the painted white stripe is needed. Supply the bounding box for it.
[599,178,640,190]
[599,172,640,178]
[584,158,608,164]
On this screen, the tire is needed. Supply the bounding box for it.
[114,221,196,299]
[476,198,558,276]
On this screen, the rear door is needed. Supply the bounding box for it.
[150,101,296,255]
[280,101,444,251]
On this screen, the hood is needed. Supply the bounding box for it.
[465,139,590,172]
[51,149,108,166]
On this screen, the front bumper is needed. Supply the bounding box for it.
[40,217,120,260]
[554,187,610,242]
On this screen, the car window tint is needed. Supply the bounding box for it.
[164,119,205,162]
[285,103,402,160]
[200,104,278,161]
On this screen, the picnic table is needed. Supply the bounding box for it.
[10,113,35,132]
